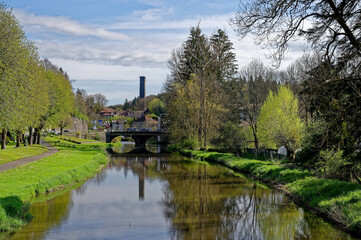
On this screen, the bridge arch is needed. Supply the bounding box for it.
[106,131,164,152]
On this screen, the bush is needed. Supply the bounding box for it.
[317,149,350,181]
[181,138,198,150]
[94,133,101,140]
[297,119,327,166]
[211,121,248,151]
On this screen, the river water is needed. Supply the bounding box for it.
[6,143,358,240]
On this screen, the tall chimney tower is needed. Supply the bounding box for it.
[139,76,146,99]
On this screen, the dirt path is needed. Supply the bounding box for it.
[0,142,59,173]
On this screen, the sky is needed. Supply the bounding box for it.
[9,0,308,105]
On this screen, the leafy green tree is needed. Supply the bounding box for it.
[0,3,50,148]
[31,60,74,144]
[211,121,248,152]
[224,60,278,151]
[231,0,361,172]
[167,74,200,145]
[165,26,236,148]
[58,115,73,135]
[258,86,304,160]
[74,88,87,116]
[148,98,164,115]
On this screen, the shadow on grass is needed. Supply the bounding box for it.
[289,177,361,206]
[0,196,32,232]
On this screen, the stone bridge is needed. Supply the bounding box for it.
[106,130,164,151]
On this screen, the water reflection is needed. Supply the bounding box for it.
[8,191,73,240]
[6,154,358,240]
[111,141,166,154]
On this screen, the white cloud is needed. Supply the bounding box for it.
[111,13,231,30]
[50,58,167,83]
[13,9,130,41]
[12,7,310,104]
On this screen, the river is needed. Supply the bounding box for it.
[5,143,358,240]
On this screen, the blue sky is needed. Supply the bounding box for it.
[9,0,306,105]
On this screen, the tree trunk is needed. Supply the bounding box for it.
[253,132,259,151]
[60,126,63,135]
[1,129,7,149]
[33,128,39,144]
[36,132,41,145]
[16,130,21,148]
[29,127,33,146]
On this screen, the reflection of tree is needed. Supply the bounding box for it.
[9,191,73,240]
[12,155,352,240]
[160,162,266,240]
[159,161,314,240]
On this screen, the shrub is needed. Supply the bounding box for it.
[317,149,350,181]
[181,138,198,150]
[94,133,101,140]
[297,119,327,166]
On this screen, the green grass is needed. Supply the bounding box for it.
[56,135,99,143]
[182,150,311,184]
[181,149,361,233]
[0,145,48,165]
[0,143,109,232]
[288,177,361,231]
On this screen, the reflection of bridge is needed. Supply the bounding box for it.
[106,131,165,151]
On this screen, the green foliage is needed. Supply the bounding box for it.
[0,3,50,143]
[181,138,198,150]
[317,149,350,181]
[146,113,158,120]
[165,26,237,148]
[258,86,304,159]
[148,98,164,115]
[211,121,248,150]
[297,119,327,166]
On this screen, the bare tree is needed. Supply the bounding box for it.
[231,1,361,67]
[225,60,278,150]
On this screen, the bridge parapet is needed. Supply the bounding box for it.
[106,131,165,150]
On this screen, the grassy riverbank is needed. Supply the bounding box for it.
[180,149,361,234]
[0,140,110,232]
[0,144,48,165]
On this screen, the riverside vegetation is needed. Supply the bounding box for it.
[179,149,361,234]
[0,137,117,232]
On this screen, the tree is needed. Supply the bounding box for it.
[58,115,73,135]
[85,93,108,120]
[166,75,201,145]
[301,59,361,160]
[74,88,87,116]
[0,3,50,148]
[224,60,278,150]
[258,86,304,160]
[164,26,232,148]
[211,121,248,152]
[30,60,74,144]
[148,98,164,115]
[231,0,361,173]
[210,29,238,83]
[278,54,321,123]
[231,0,361,67]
